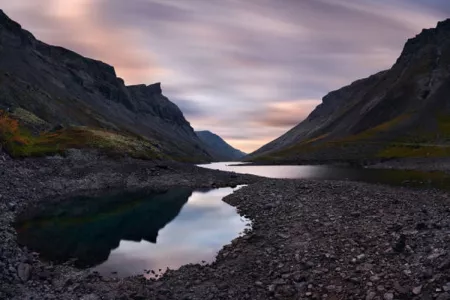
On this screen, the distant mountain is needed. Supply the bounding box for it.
[0,10,211,161]
[196,131,246,161]
[249,19,450,162]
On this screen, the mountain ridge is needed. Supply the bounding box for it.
[195,130,246,161]
[249,18,450,162]
[0,10,211,161]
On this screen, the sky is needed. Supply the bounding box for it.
[1,1,450,152]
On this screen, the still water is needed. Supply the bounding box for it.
[198,162,450,189]
[14,186,249,278]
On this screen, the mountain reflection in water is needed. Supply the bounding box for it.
[14,186,249,277]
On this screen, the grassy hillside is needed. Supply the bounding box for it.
[0,109,166,159]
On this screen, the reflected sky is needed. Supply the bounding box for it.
[93,186,250,278]
[198,162,326,179]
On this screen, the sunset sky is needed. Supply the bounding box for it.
[1,0,449,152]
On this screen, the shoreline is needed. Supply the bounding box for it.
[242,157,450,173]
[2,152,450,299]
[0,151,261,300]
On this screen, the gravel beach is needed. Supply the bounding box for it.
[369,158,450,173]
[1,151,450,300]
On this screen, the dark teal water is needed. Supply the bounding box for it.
[14,186,249,278]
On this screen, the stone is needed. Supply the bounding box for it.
[439,259,450,270]
[264,203,277,210]
[394,282,408,295]
[412,285,422,295]
[277,233,290,239]
[268,284,276,293]
[326,285,336,292]
[427,249,446,260]
[416,222,427,230]
[383,292,394,300]
[80,295,100,300]
[437,293,450,300]
[254,281,263,287]
[366,291,376,300]
[392,234,406,252]
[17,263,31,282]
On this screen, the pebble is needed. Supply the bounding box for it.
[80,294,100,300]
[437,293,450,300]
[413,285,422,295]
[366,291,376,300]
[444,283,450,292]
[17,263,31,282]
[383,292,394,300]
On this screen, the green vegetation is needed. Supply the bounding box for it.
[11,107,49,128]
[251,112,450,161]
[253,115,412,161]
[0,110,165,159]
[378,144,450,158]
[376,114,450,158]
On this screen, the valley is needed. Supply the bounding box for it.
[1,8,450,300]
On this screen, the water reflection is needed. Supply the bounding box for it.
[199,162,450,189]
[14,186,249,277]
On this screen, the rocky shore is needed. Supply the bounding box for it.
[0,150,260,300]
[2,151,450,299]
[369,157,450,173]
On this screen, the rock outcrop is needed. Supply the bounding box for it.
[250,19,450,162]
[0,10,211,161]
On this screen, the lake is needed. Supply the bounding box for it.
[14,186,250,278]
[198,162,450,189]
[14,162,449,279]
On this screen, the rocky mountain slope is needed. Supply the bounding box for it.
[250,19,450,162]
[0,10,211,161]
[196,130,246,161]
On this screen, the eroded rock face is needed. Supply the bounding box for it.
[250,19,450,162]
[0,10,210,161]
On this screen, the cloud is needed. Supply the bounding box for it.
[2,0,162,83]
[1,0,449,152]
[254,100,322,128]
[170,98,206,118]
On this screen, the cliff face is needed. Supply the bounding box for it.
[195,131,246,161]
[250,19,450,162]
[0,10,211,161]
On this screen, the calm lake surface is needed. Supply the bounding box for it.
[198,162,450,189]
[14,186,249,278]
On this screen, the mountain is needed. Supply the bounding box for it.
[250,19,450,163]
[0,10,211,161]
[196,130,246,161]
